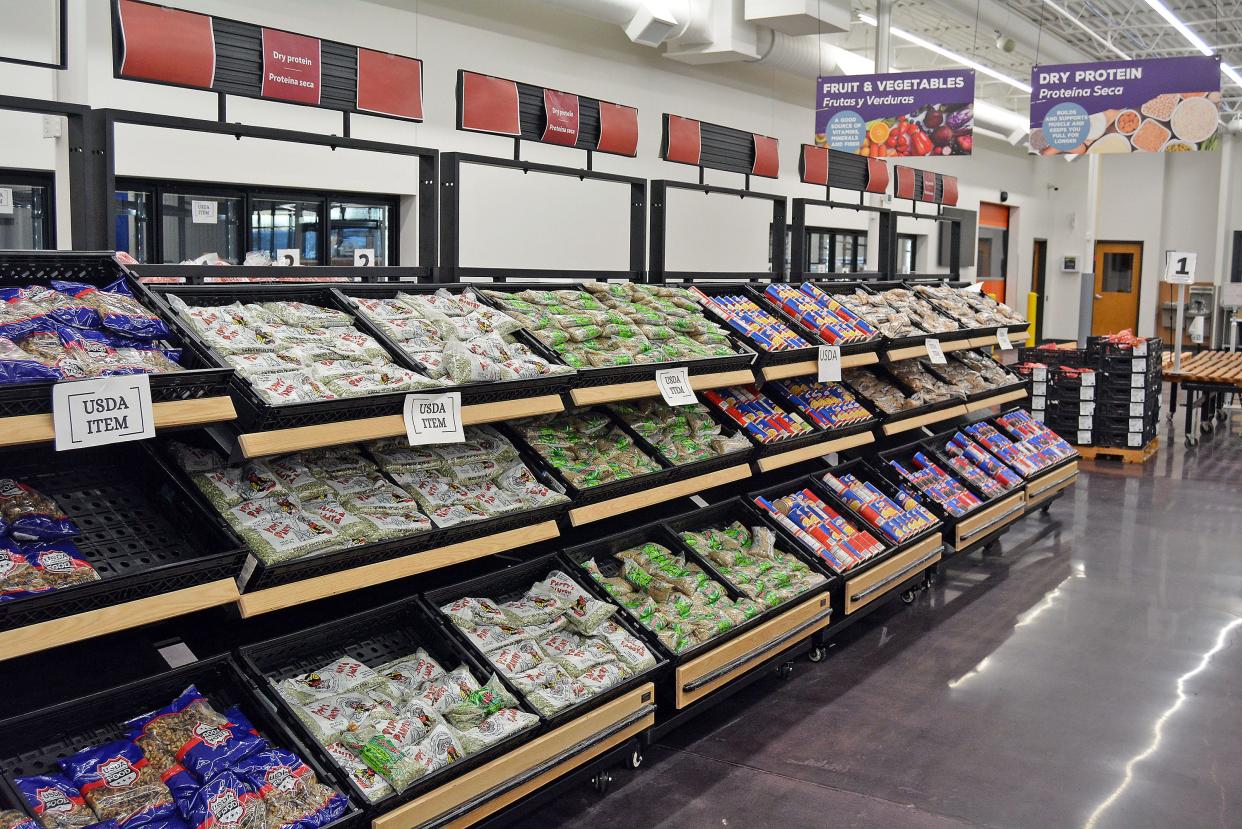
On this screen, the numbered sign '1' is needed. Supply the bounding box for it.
[817,345,841,382]
[1163,251,1196,284]
[924,338,947,365]
[53,375,155,451]
[403,391,464,446]
[656,366,697,406]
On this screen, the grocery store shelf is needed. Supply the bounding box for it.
[758,350,879,382]
[569,369,756,407]
[755,429,875,473]
[880,404,968,436]
[843,534,942,615]
[236,520,561,617]
[964,388,1028,412]
[235,394,565,458]
[0,578,239,662]
[373,683,656,829]
[951,490,1026,551]
[675,593,832,708]
[1024,461,1079,509]
[884,339,974,362]
[567,464,751,526]
[0,396,238,448]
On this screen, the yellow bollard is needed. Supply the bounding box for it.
[1026,292,1038,346]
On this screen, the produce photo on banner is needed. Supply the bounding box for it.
[815,69,975,157]
[1029,55,1222,155]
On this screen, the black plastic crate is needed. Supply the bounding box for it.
[815,280,968,352]
[237,596,541,811]
[0,252,233,417]
[1096,396,1160,419]
[473,283,757,389]
[1087,336,1162,361]
[0,443,245,633]
[1092,426,1157,449]
[148,432,569,594]
[1098,370,1162,394]
[1099,353,1162,376]
[912,428,1027,504]
[1092,411,1160,435]
[422,553,667,729]
[1019,346,1093,369]
[0,655,361,829]
[560,518,820,667]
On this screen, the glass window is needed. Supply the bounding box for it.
[0,182,51,250]
[897,234,917,274]
[1102,252,1135,292]
[251,198,322,265]
[114,190,152,263]
[977,225,1007,280]
[330,202,389,266]
[161,193,243,264]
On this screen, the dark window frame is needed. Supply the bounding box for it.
[0,167,57,250]
[115,176,401,266]
[897,233,918,274]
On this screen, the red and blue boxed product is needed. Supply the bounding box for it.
[692,291,810,352]
[821,472,938,544]
[994,410,1077,461]
[962,421,1060,476]
[887,454,982,518]
[13,686,346,829]
[942,433,1023,498]
[0,280,181,385]
[754,488,886,572]
[762,284,878,345]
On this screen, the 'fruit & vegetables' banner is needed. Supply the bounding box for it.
[815,69,975,157]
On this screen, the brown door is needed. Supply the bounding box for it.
[1092,242,1142,335]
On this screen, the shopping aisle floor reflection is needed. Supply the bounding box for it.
[515,415,1242,829]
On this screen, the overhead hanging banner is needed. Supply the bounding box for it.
[815,69,975,157]
[1029,56,1221,155]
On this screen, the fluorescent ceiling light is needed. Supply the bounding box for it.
[975,98,1030,132]
[1139,0,1212,55]
[858,12,1032,93]
[1041,0,1130,60]
[1223,62,1242,88]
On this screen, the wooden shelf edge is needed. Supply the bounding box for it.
[843,534,943,615]
[0,578,240,662]
[964,388,1027,412]
[374,683,655,829]
[238,395,565,458]
[755,430,875,473]
[969,334,1000,349]
[843,351,880,368]
[880,405,968,436]
[758,351,880,381]
[0,396,237,449]
[568,464,752,526]
[675,593,832,708]
[570,368,756,406]
[237,520,561,617]
[953,491,1026,550]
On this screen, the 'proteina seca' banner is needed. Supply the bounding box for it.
[815,69,975,157]
[1029,56,1221,155]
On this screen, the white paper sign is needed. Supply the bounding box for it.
[965,281,984,292]
[1129,402,1144,417]
[0,188,13,215]
[354,248,376,267]
[403,392,464,446]
[656,366,697,406]
[817,345,842,382]
[1081,371,1095,387]
[1163,251,1196,284]
[1078,415,1093,429]
[1078,430,1092,444]
[1129,417,1143,432]
[191,200,217,224]
[1081,401,1096,416]
[53,375,155,451]
[276,249,301,266]
[1032,366,1048,382]
[1130,388,1147,403]
[995,328,1013,351]
[1128,433,1143,447]
[1081,386,1095,401]
[1131,357,1147,371]
[924,338,947,365]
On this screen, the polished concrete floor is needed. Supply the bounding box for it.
[515,412,1242,829]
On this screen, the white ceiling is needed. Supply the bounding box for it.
[845,0,1241,115]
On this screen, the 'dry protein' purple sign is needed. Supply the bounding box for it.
[1030,55,1221,155]
[816,68,974,157]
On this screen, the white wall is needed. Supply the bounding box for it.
[1,0,1240,338]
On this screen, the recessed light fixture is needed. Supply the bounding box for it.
[858,12,1033,93]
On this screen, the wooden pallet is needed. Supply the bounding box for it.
[1163,351,1242,387]
[1077,436,1160,463]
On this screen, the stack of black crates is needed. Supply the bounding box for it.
[1015,337,1162,448]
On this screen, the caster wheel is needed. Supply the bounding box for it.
[808,646,826,663]
[900,589,916,604]
[593,772,613,794]
[1218,411,1229,423]
[778,663,794,680]
[1201,422,1212,435]
[627,749,643,770]
[926,568,938,586]
[1040,503,1051,514]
